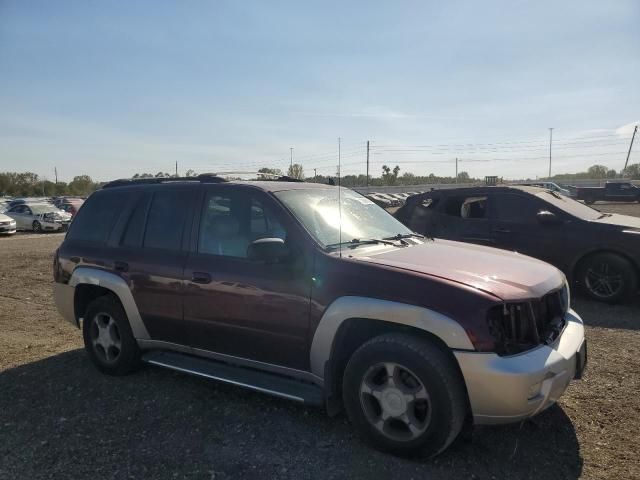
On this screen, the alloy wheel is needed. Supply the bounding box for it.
[33,221,42,233]
[359,362,432,441]
[585,262,623,299]
[89,313,122,364]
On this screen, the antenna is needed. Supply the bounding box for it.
[338,137,342,259]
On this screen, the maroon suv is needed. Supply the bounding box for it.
[53,175,586,457]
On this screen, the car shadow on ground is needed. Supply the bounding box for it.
[573,294,640,331]
[0,349,583,480]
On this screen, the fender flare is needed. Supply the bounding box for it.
[70,267,150,340]
[309,296,475,378]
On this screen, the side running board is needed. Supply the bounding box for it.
[142,351,324,406]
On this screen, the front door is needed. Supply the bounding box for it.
[489,192,566,268]
[182,185,312,370]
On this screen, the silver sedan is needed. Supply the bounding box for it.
[4,203,72,232]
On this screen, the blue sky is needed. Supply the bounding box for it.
[1,0,639,182]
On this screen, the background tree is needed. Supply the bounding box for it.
[587,165,608,179]
[623,163,640,179]
[457,171,470,182]
[381,165,400,185]
[287,164,304,180]
[68,175,95,196]
[184,169,197,177]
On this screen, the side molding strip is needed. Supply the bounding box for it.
[69,267,150,340]
[309,296,475,378]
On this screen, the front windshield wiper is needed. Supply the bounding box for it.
[326,237,400,251]
[597,213,613,219]
[384,233,425,240]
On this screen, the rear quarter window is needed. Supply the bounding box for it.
[66,192,130,243]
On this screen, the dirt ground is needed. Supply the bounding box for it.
[1,203,639,479]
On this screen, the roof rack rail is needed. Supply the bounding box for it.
[102,174,227,189]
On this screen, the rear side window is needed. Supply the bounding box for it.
[143,189,192,250]
[443,196,488,219]
[67,192,129,243]
[121,194,150,247]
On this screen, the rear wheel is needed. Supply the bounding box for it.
[578,252,637,303]
[32,220,42,233]
[584,196,596,205]
[82,295,141,375]
[342,333,467,457]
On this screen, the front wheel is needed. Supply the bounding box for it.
[342,333,467,457]
[32,220,42,233]
[578,252,637,303]
[584,197,596,205]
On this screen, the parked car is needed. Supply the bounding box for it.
[365,193,393,208]
[5,203,72,232]
[58,199,85,216]
[395,185,640,303]
[574,181,640,204]
[518,181,570,196]
[0,212,17,235]
[52,176,586,457]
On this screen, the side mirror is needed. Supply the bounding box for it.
[247,237,289,263]
[536,210,562,225]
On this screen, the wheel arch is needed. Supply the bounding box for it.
[69,267,150,339]
[571,248,640,284]
[310,296,474,415]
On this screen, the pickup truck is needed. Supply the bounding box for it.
[574,182,640,204]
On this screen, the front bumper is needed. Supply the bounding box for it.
[455,308,585,425]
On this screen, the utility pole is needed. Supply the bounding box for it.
[366,140,370,187]
[314,168,317,180]
[290,147,293,169]
[54,167,58,184]
[455,158,458,182]
[175,161,178,177]
[548,128,554,178]
[623,125,638,175]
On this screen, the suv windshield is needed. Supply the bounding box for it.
[535,191,601,220]
[274,188,412,248]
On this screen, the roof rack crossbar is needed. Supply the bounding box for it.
[102,174,227,189]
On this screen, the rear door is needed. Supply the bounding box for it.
[431,193,493,245]
[107,186,197,345]
[182,185,312,370]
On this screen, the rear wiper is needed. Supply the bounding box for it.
[326,237,399,250]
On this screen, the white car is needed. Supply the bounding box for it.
[4,203,72,232]
[0,213,17,235]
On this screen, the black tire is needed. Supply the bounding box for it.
[584,197,595,205]
[82,295,141,375]
[342,333,467,457]
[577,252,637,304]
[32,220,42,233]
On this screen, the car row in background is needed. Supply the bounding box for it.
[395,185,640,303]
[3,203,72,233]
[364,191,422,208]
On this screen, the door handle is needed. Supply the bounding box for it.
[191,272,212,284]
[114,261,129,272]
[493,228,511,234]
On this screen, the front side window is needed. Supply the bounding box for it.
[274,188,411,247]
[492,194,540,223]
[198,192,287,258]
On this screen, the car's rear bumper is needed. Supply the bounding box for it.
[53,282,78,327]
[454,309,585,425]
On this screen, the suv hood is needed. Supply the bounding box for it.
[354,239,564,301]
